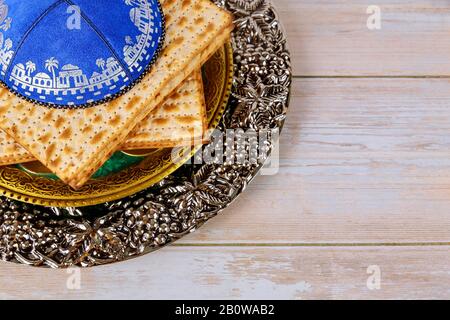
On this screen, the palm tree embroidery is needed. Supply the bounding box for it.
[96,58,105,70]
[45,57,59,87]
[25,61,36,76]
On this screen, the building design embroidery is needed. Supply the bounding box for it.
[5,0,161,105]
[10,56,126,100]
[124,0,159,72]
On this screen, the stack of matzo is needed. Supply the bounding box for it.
[0,70,206,162]
[0,0,233,189]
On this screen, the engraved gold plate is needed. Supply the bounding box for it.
[0,43,233,207]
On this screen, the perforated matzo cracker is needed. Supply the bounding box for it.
[0,69,205,163]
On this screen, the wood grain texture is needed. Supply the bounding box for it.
[2,0,450,300]
[181,78,450,244]
[1,246,450,299]
[278,0,450,76]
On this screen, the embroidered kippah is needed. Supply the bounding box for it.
[0,0,164,108]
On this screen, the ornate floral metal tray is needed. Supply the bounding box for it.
[0,43,233,208]
[0,0,291,268]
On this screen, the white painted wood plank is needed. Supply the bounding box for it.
[276,0,450,76]
[181,78,450,244]
[1,246,449,299]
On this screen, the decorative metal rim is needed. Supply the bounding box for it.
[0,0,291,268]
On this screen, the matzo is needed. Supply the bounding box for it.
[0,0,233,188]
[0,69,206,163]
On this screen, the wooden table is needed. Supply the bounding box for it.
[2,0,450,300]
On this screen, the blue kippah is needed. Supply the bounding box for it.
[0,0,164,108]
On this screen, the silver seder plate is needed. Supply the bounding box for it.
[0,0,292,268]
